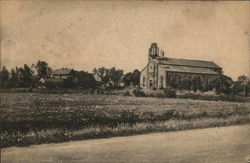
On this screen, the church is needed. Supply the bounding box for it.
[140,43,223,90]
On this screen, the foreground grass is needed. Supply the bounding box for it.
[2,115,250,148]
[1,93,250,148]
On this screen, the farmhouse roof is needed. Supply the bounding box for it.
[162,65,219,75]
[157,57,221,69]
[52,68,74,75]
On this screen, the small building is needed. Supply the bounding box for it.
[51,68,75,80]
[140,43,222,90]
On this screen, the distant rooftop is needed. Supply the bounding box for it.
[157,57,221,69]
[51,68,74,75]
[162,65,219,75]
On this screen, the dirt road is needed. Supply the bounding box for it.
[2,125,250,163]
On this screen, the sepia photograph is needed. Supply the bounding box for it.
[1,0,250,162]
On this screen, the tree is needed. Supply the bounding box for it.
[93,67,123,88]
[190,76,202,92]
[123,72,132,86]
[178,79,191,90]
[17,64,34,88]
[238,75,248,83]
[233,75,249,96]
[232,81,242,95]
[8,68,19,88]
[122,69,140,87]
[0,66,10,88]
[93,67,109,84]
[212,75,232,94]
[169,76,178,88]
[33,60,52,79]
[63,78,76,88]
[108,67,123,87]
[131,69,140,86]
[75,71,96,88]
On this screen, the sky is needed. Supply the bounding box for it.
[1,1,249,80]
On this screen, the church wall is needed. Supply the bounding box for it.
[165,71,221,89]
[157,65,167,89]
[140,64,221,90]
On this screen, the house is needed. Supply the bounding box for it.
[40,68,75,88]
[51,68,75,80]
[140,43,222,90]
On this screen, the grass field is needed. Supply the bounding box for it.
[1,93,250,148]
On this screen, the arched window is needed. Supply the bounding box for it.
[160,76,163,88]
[149,80,153,89]
[179,76,182,83]
[143,76,146,86]
[149,64,154,73]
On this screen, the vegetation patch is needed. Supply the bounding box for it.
[1,93,250,148]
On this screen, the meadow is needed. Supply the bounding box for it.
[1,93,250,148]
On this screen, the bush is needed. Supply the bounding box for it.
[142,88,176,98]
[44,81,63,88]
[163,88,176,98]
[122,90,130,96]
[176,93,247,102]
[88,89,95,94]
[63,78,76,88]
[132,89,145,97]
[132,88,176,98]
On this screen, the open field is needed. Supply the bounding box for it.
[1,93,250,148]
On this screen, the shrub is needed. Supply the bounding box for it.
[63,78,76,88]
[44,80,62,88]
[122,90,130,96]
[163,88,176,98]
[143,89,176,98]
[88,89,95,94]
[175,93,248,102]
[132,89,145,97]
[144,90,164,98]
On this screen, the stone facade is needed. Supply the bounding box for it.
[140,43,222,90]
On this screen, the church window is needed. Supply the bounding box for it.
[149,80,153,89]
[143,76,146,86]
[149,64,154,73]
[160,76,163,88]
[178,76,181,83]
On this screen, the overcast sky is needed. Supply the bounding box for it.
[1,1,249,79]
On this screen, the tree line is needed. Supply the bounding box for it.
[0,60,249,96]
[0,60,140,89]
[167,74,250,96]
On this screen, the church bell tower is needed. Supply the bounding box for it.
[147,42,160,89]
[146,42,165,89]
[149,42,159,60]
